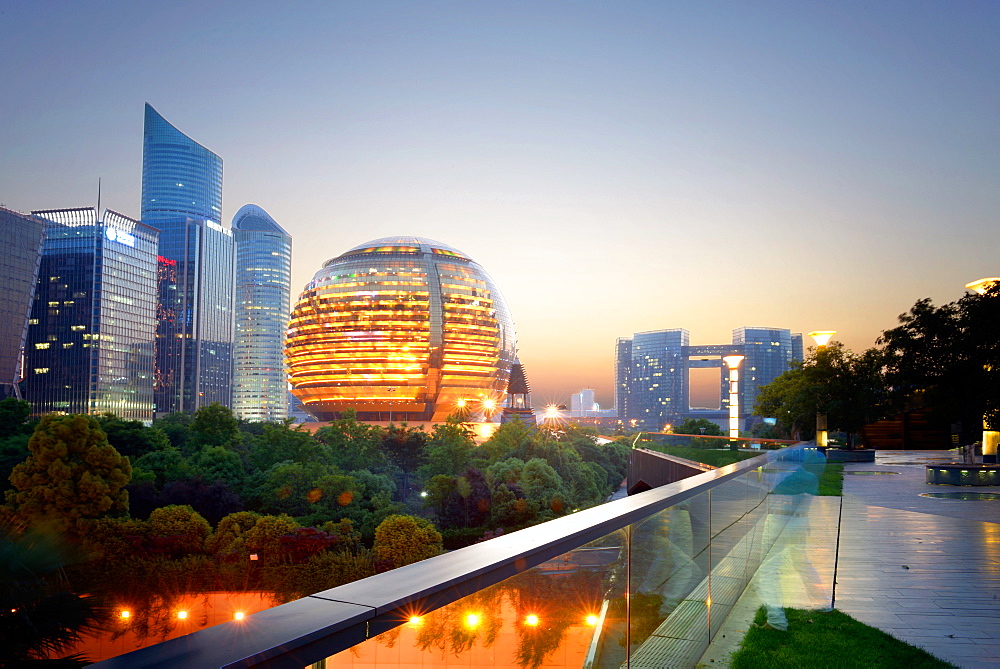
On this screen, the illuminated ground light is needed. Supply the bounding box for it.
[119,610,131,620]
[464,613,481,628]
[585,614,599,626]
[234,611,245,621]
[177,610,188,620]
[524,614,540,627]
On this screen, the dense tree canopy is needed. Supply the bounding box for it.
[5,414,131,532]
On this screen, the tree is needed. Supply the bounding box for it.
[381,424,427,500]
[372,514,442,569]
[4,414,131,533]
[754,342,890,446]
[0,398,32,438]
[146,505,211,556]
[672,418,724,436]
[94,413,170,460]
[879,289,1000,443]
[419,418,476,479]
[314,409,387,472]
[190,402,241,450]
[0,525,110,665]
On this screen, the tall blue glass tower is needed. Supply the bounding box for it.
[231,204,291,422]
[141,103,234,415]
[141,103,222,225]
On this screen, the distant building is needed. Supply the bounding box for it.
[231,205,291,422]
[142,103,235,415]
[26,208,158,422]
[616,326,801,432]
[0,208,46,400]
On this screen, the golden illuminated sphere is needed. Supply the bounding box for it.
[286,236,517,422]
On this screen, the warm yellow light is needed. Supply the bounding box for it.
[482,398,496,410]
[120,610,130,619]
[177,610,188,620]
[234,611,245,621]
[456,399,467,408]
[465,613,481,628]
[808,331,836,347]
[586,614,599,626]
[408,615,423,626]
[544,404,559,418]
[524,614,540,626]
[966,277,1000,295]
[723,355,745,369]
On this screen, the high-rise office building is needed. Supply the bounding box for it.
[0,208,46,400]
[25,208,158,422]
[231,204,291,422]
[141,103,235,415]
[616,326,800,432]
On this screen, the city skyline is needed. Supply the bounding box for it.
[3,1,998,407]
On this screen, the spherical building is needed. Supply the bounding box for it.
[286,236,516,422]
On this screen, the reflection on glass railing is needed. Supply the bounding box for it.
[326,447,836,669]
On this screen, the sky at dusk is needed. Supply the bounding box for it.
[2,1,998,408]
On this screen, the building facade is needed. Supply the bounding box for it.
[25,208,158,422]
[231,204,291,422]
[0,208,46,400]
[616,326,800,432]
[286,236,516,422]
[141,103,235,415]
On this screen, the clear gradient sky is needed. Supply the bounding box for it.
[2,1,998,408]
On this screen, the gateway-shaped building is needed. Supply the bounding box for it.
[286,236,516,422]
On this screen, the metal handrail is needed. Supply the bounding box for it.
[95,444,808,668]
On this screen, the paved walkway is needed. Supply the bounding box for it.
[836,451,1000,668]
[701,450,1000,668]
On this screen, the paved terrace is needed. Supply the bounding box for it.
[704,450,1000,668]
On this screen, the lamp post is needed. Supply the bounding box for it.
[723,355,745,440]
[966,278,1000,463]
[808,331,836,448]
[387,387,397,423]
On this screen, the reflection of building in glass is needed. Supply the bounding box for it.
[25,208,158,422]
[231,205,291,422]
[0,208,46,400]
[141,103,235,414]
[616,326,800,431]
[286,236,516,422]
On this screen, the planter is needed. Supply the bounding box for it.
[824,448,876,462]
[925,463,1000,486]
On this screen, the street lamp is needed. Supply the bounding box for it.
[808,331,836,448]
[723,355,745,440]
[966,278,999,463]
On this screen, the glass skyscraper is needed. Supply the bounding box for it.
[141,103,222,225]
[25,208,158,422]
[141,103,235,415]
[231,204,291,422]
[0,208,46,400]
[616,326,801,431]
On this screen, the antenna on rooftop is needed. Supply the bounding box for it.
[97,177,102,215]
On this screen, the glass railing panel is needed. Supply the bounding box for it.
[319,530,627,668]
[625,486,712,668]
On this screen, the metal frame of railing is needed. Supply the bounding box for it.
[94,444,809,669]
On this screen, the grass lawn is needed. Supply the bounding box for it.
[814,462,844,496]
[730,607,956,669]
[655,447,760,468]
